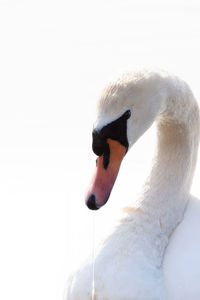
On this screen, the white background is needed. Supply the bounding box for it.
[1,0,200,299]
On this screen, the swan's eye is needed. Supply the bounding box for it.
[124,109,131,119]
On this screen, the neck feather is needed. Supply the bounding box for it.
[123,77,200,267]
[141,81,199,228]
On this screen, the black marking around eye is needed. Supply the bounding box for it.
[92,130,106,156]
[101,110,131,150]
[92,109,131,159]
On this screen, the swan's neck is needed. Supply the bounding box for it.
[125,80,200,268]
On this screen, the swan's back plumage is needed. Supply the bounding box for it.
[164,196,200,299]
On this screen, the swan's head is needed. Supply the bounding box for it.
[85,73,163,210]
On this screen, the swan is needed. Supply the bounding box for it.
[66,69,200,300]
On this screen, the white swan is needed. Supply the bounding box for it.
[66,70,200,300]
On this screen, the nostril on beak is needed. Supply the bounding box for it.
[86,194,99,210]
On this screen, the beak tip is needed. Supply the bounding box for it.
[86,194,99,210]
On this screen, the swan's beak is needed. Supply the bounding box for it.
[85,139,126,210]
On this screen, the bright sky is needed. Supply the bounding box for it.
[0,0,200,299]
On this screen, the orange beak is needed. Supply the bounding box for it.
[85,138,126,210]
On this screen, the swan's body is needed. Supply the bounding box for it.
[66,70,200,300]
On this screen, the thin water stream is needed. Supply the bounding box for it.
[91,213,96,300]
